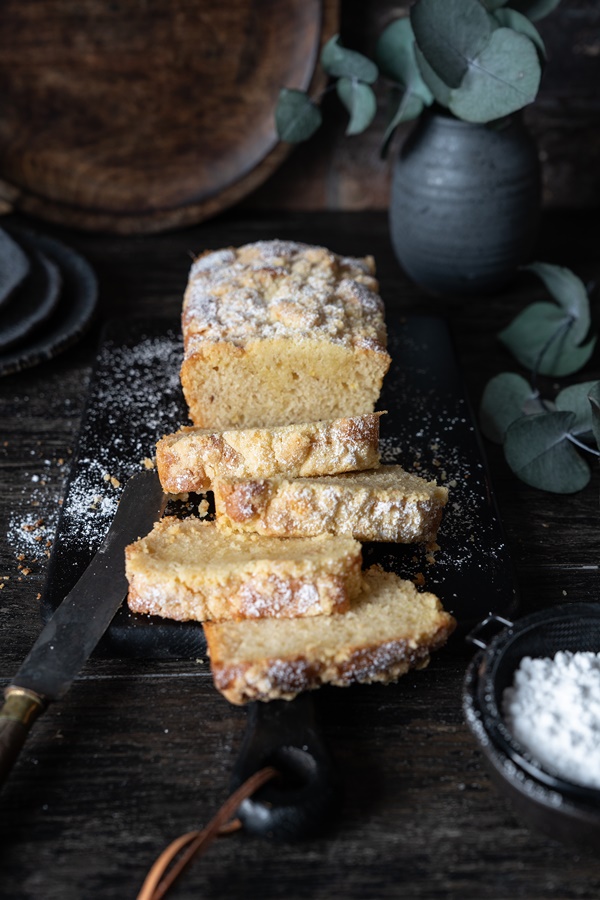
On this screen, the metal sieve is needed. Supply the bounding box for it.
[463,602,600,847]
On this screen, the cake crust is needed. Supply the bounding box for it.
[214,465,448,543]
[204,565,456,704]
[156,413,382,494]
[125,517,362,622]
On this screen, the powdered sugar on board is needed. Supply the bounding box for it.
[56,329,186,555]
[378,395,496,573]
[364,317,516,622]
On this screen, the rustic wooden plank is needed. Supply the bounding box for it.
[2,637,600,899]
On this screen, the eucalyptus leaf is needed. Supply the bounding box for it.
[381,92,424,157]
[499,302,596,377]
[555,381,600,436]
[414,44,453,106]
[508,0,561,22]
[504,411,591,493]
[494,8,546,58]
[588,382,600,450]
[448,28,541,123]
[336,78,377,136]
[321,35,378,84]
[523,262,591,345]
[480,372,538,443]
[375,19,433,103]
[275,89,322,143]
[410,0,493,88]
[524,395,555,415]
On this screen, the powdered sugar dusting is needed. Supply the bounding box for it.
[57,331,186,554]
[378,397,491,572]
[182,240,385,350]
[367,320,514,620]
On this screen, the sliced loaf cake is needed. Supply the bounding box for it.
[180,241,391,428]
[156,412,382,494]
[204,565,456,704]
[125,517,362,622]
[214,465,448,543]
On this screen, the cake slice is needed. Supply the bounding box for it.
[180,241,391,428]
[156,412,382,494]
[204,565,456,704]
[214,465,448,543]
[125,517,362,622]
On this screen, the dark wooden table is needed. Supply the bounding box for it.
[1,210,599,899]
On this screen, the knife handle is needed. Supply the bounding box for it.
[230,692,342,841]
[0,686,46,787]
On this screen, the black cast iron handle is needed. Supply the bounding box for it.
[230,692,342,841]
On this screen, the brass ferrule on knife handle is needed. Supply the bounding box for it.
[0,686,47,786]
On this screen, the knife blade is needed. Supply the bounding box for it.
[0,468,166,786]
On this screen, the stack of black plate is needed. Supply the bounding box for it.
[0,225,97,376]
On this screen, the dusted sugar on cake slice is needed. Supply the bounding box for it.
[214,465,448,543]
[180,240,391,428]
[204,565,457,704]
[156,412,383,493]
[125,517,362,622]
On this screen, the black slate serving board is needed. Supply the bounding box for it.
[41,315,518,658]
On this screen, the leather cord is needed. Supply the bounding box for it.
[136,766,280,900]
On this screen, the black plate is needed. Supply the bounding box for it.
[0,228,30,311]
[41,315,518,659]
[0,245,62,352]
[0,226,97,376]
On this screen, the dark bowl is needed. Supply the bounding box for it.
[463,603,600,849]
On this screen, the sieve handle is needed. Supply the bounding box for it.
[466,613,514,650]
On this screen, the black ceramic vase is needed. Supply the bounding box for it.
[389,109,541,297]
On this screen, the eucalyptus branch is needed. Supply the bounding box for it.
[480,261,599,493]
[565,433,600,457]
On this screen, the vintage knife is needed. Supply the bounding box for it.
[0,468,166,787]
